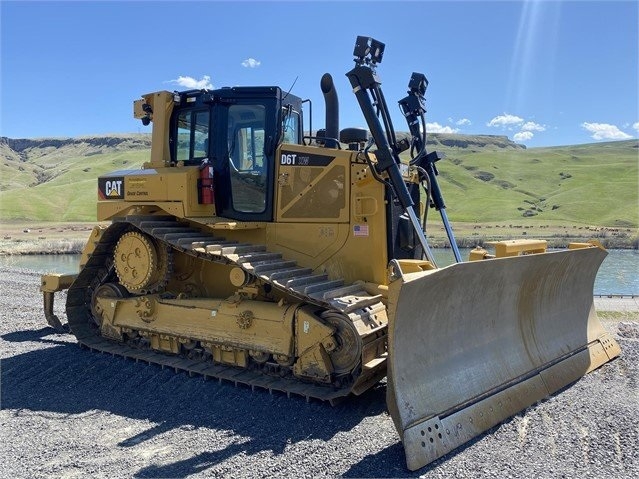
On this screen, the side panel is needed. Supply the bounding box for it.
[275,144,350,223]
[273,145,388,285]
[97,167,215,221]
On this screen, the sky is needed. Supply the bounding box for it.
[1,0,638,147]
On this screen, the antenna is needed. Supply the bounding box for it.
[282,76,298,101]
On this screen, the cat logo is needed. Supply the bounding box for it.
[98,176,125,200]
[105,180,122,197]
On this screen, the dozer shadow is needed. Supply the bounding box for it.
[2,326,70,346]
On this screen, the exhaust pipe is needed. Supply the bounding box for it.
[320,73,339,148]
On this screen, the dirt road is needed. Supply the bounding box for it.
[1,266,638,478]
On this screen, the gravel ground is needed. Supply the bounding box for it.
[1,266,638,478]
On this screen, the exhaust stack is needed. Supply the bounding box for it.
[320,73,339,148]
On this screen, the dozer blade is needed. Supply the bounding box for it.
[386,246,620,471]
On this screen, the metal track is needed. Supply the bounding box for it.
[66,215,388,404]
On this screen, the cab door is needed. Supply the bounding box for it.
[213,97,278,222]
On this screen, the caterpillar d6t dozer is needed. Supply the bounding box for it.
[41,36,620,470]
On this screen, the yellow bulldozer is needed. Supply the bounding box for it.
[40,36,620,470]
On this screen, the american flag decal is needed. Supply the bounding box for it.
[353,224,369,237]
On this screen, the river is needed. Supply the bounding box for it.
[1,248,637,295]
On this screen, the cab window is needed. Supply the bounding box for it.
[282,109,300,144]
[176,110,209,162]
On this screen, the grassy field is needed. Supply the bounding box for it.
[0,146,149,221]
[409,140,638,227]
[1,136,637,249]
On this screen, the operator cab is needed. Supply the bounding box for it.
[170,87,303,222]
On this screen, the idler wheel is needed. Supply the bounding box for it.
[321,311,362,374]
[91,282,129,327]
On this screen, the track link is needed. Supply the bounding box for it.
[66,215,388,403]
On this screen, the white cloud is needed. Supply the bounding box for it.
[241,58,261,68]
[633,122,639,133]
[513,131,534,142]
[167,75,213,90]
[581,122,632,140]
[426,122,459,134]
[448,117,471,126]
[487,113,524,127]
[521,121,546,132]
[488,114,546,142]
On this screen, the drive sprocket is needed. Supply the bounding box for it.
[113,231,170,294]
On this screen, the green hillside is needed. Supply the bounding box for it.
[418,139,638,227]
[0,136,150,221]
[1,135,637,229]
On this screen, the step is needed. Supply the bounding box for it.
[125,215,175,225]
[237,253,283,265]
[252,260,298,275]
[150,227,198,236]
[228,244,267,255]
[136,221,181,231]
[303,279,345,295]
[177,236,221,247]
[220,244,253,255]
[206,242,242,254]
[162,232,207,242]
[316,283,365,300]
[286,274,329,289]
[268,268,313,281]
[333,294,384,314]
